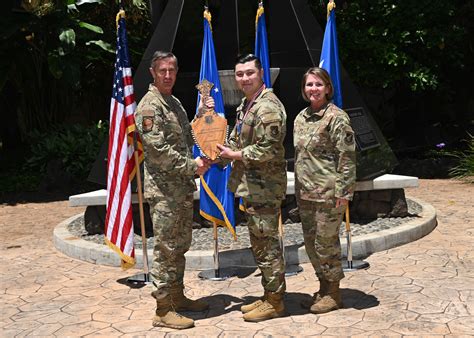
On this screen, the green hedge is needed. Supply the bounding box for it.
[25,121,108,180]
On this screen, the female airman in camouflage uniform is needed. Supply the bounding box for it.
[294,67,356,314]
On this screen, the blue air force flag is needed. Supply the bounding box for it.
[255,3,272,88]
[194,9,236,238]
[319,3,343,108]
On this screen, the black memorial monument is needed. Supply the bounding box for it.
[87,0,400,230]
[90,0,396,184]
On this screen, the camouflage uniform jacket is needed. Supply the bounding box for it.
[294,102,356,202]
[134,84,197,200]
[227,88,287,202]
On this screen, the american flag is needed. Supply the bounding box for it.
[104,10,143,269]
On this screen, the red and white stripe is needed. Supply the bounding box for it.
[105,66,138,269]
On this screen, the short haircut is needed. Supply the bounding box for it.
[150,51,178,69]
[234,53,262,70]
[301,67,334,102]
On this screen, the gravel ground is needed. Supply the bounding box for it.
[68,199,422,251]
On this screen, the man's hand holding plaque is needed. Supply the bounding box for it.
[191,79,228,161]
[197,94,215,117]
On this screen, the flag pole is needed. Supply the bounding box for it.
[342,205,370,271]
[345,206,353,266]
[196,4,236,281]
[198,220,235,280]
[279,209,303,276]
[133,132,149,275]
[319,0,364,271]
[213,222,219,275]
[106,6,144,273]
[127,132,150,284]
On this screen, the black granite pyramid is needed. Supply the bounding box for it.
[89,0,397,185]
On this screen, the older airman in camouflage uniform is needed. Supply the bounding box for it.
[217,54,287,322]
[294,67,356,314]
[134,51,210,330]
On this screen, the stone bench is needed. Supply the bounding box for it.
[354,174,418,191]
[68,173,418,207]
[70,173,418,235]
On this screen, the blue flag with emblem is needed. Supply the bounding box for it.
[236,1,272,212]
[255,2,271,88]
[194,9,236,238]
[319,1,343,108]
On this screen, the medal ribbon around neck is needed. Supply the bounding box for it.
[236,83,266,137]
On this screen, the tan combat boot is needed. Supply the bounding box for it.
[310,281,342,314]
[243,291,285,322]
[241,290,268,313]
[170,285,209,312]
[301,279,328,309]
[152,291,194,329]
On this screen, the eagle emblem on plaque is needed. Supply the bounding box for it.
[191,79,228,160]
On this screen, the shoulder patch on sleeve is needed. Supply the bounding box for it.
[138,109,155,133]
[344,128,355,145]
[142,117,154,133]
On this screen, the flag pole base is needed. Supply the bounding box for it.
[127,272,151,285]
[342,260,370,272]
[198,267,236,281]
[285,264,303,277]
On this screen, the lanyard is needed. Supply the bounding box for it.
[236,84,266,136]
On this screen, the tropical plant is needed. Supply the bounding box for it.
[448,134,474,183]
[25,120,109,180]
[310,0,472,93]
[1,0,150,144]
[308,0,473,148]
[1,0,109,140]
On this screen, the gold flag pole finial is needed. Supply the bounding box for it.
[255,2,264,28]
[204,7,212,31]
[116,9,125,30]
[327,0,336,19]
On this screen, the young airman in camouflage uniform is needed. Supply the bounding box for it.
[134,51,210,329]
[294,67,356,314]
[217,54,287,322]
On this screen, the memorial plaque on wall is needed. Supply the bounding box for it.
[346,107,381,151]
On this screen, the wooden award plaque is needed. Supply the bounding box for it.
[191,79,228,160]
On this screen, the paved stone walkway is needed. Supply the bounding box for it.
[1,179,473,337]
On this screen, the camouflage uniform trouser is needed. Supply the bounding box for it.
[242,198,286,294]
[297,199,345,282]
[148,193,194,295]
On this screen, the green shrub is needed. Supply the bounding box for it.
[448,133,474,183]
[25,121,108,180]
[0,171,42,193]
